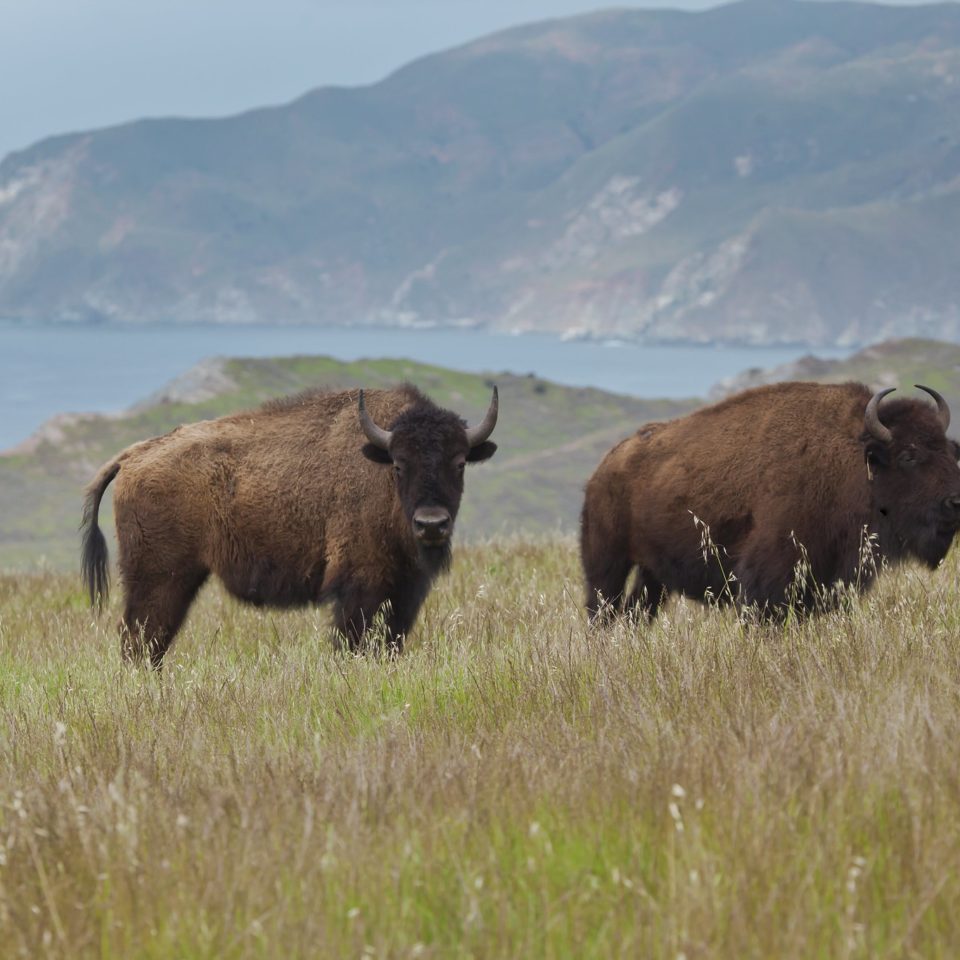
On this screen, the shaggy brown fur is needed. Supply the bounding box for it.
[581,381,960,622]
[81,385,496,666]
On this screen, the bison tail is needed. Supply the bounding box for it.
[80,459,121,611]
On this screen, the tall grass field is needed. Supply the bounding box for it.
[1,539,959,957]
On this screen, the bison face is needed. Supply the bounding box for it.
[358,388,498,562]
[863,386,960,568]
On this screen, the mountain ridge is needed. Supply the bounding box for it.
[3,0,960,344]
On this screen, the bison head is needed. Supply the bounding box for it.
[358,387,498,562]
[863,385,960,568]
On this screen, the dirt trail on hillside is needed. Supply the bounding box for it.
[486,423,637,473]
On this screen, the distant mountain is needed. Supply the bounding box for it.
[2,0,960,345]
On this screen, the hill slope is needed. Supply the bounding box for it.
[2,0,960,344]
[711,336,960,396]
[5,336,960,571]
[0,356,690,569]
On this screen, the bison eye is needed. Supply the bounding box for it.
[898,448,918,468]
[394,464,403,478]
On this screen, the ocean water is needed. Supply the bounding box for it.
[0,323,849,450]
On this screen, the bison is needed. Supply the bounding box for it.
[81,384,498,666]
[581,382,960,622]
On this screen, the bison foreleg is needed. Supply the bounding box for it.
[332,590,402,655]
[333,577,429,655]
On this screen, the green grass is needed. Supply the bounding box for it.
[2,538,959,957]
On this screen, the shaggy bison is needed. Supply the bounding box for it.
[81,384,498,665]
[581,382,960,621]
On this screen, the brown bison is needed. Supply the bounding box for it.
[81,384,498,665]
[581,382,960,621]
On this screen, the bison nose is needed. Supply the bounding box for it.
[413,507,452,543]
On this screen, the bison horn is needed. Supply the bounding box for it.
[915,384,951,432]
[465,386,499,448]
[358,390,393,450]
[864,387,895,444]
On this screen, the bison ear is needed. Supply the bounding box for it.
[466,441,497,463]
[361,443,393,465]
[864,441,890,469]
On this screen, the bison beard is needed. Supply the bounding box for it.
[581,381,960,623]
[80,384,497,667]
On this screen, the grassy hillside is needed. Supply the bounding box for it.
[5,335,960,572]
[0,355,691,570]
[1,540,959,955]
[714,337,960,397]
[3,1,960,344]
[4,340,960,954]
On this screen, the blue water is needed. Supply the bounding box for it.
[0,323,849,451]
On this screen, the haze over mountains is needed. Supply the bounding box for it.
[2,0,960,345]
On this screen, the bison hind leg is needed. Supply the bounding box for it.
[581,498,636,625]
[119,567,209,669]
[624,569,667,622]
[584,555,635,625]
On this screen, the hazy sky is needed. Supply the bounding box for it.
[0,0,723,162]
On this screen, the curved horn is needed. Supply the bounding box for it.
[465,386,499,448]
[864,387,895,444]
[358,389,392,450]
[915,383,951,432]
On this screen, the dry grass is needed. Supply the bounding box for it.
[1,539,959,958]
